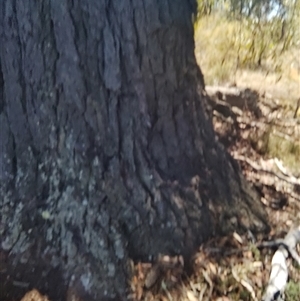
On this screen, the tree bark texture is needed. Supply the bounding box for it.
[0,0,268,300]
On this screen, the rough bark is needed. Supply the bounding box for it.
[0,0,268,300]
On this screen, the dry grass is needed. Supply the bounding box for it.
[194,14,300,102]
[194,14,300,172]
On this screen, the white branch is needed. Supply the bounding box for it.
[262,226,300,301]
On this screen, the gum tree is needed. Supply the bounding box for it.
[0,0,268,300]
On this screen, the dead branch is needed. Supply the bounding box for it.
[246,173,300,203]
[262,226,300,301]
[232,154,300,186]
[202,227,300,301]
[293,98,300,118]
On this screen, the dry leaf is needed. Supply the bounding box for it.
[186,290,198,301]
[20,289,50,301]
[252,261,263,268]
[233,232,243,245]
[144,264,161,288]
[208,262,217,275]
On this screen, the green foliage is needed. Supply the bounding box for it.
[285,281,300,301]
[250,243,260,261]
[197,0,299,21]
[228,0,286,19]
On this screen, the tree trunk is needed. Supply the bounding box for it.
[0,0,268,300]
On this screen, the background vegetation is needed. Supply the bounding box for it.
[195,0,300,85]
[194,0,300,173]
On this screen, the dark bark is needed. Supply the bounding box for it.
[0,0,268,300]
